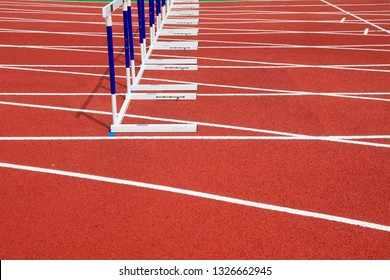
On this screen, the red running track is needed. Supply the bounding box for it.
[0,0,389,259]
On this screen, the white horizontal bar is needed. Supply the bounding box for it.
[102,0,123,18]
[128,84,197,91]
[169,10,199,16]
[172,4,199,9]
[111,123,197,133]
[131,93,197,100]
[173,0,199,3]
[145,59,197,65]
[159,28,198,36]
[154,41,198,50]
[145,64,198,70]
[165,19,199,25]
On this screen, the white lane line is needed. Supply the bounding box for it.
[1,66,390,102]
[0,65,306,94]
[0,7,100,16]
[199,65,390,73]
[0,100,389,149]
[199,45,390,53]
[0,27,106,37]
[155,51,390,66]
[0,135,389,142]
[159,39,390,52]
[0,16,105,25]
[0,100,305,138]
[143,77,390,102]
[4,65,388,102]
[0,64,106,68]
[322,0,390,35]
[0,17,362,35]
[1,92,390,104]
[4,62,390,74]
[323,93,390,103]
[200,91,390,97]
[0,65,109,78]
[199,20,351,25]
[2,92,390,97]
[197,31,379,37]
[0,2,101,9]
[1,162,389,232]
[2,42,390,55]
[0,44,117,55]
[201,4,390,8]
[142,76,310,94]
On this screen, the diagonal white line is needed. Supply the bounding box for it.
[1,162,389,232]
[321,0,390,35]
[0,100,389,149]
[0,135,389,142]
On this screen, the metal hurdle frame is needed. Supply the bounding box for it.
[102,0,199,133]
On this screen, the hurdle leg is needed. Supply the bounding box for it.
[122,2,131,94]
[156,0,161,31]
[149,0,155,43]
[105,14,117,125]
[126,0,136,82]
[162,0,166,20]
[136,0,145,62]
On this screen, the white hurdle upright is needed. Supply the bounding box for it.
[102,0,199,133]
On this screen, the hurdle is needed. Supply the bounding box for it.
[102,0,199,133]
[165,0,199,25]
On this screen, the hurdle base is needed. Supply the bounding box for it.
[144,64,198,70]
[158,28,199,36]
[173,0,199,2]
[131,93,197,100]
[154,41,198,50]
[165,18,199,25]
[171,4,199,9]
[145,59,197,65]
[111,123,197,133]
[169,10,199,16]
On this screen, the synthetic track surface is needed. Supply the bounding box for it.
[0,0,389,259]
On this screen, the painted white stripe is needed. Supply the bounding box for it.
[0,135,389,142]
[198,65,390,74]
[323,93,390,103]
[0,100,389,149]
[0,162,389,232]
[0,100,305,138]
[0,16,105,25]
[198,45,390,53]
[3,61,390,74]
[160,38,390,52]
[1,92,390,97]
[2,65,390,102]
[0,65,110,78]
[199,92,390,97]
[197,26,358,33]
[196,31,382,37]
[0,7,100,16]
[5,61,382,104]
[0,64,106,68]
[2,41,390,55]
[156,51,390,65]
[0,27,106,38]
[322,0,390,35]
